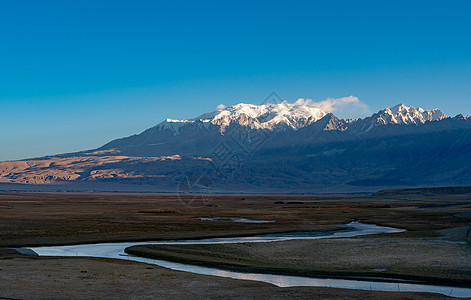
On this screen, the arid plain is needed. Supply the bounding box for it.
[0,190,470,299]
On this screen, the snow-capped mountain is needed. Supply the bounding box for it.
[157,100,327,134]
[355,104,447,132]
[1,101,471,193]
[363,103,445,127]
[154,102,446,136]
[101,102,460,157]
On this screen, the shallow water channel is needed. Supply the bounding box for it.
[28,222,471,298]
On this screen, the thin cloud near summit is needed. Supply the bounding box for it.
[294,96,372,119]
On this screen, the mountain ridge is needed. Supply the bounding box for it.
[148,102,449,137]
[0,102,470,193]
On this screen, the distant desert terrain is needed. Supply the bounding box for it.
[0,152,196,185]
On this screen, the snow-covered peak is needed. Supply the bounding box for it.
[154,100,327,134]
[376,104,446,125]
[155,101,448,136]
[194,100,327,131]
[389,103,409,115]
[155,118,195,134]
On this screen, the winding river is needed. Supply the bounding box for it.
[28,222,471,298]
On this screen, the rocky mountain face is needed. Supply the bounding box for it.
[1,103,470,193]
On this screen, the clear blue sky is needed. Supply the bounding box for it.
[1,0,470,160]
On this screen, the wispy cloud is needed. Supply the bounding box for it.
[294,96,371,119]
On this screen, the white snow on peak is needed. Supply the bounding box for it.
[165,118,191,123]
[156,118,195,134]
[194,100,327,131]
[375,103,446,125]
[156,101,448,135]
[156,100,328,133]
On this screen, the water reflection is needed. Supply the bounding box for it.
[29,222,470,298]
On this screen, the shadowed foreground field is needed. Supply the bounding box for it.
[0,255,455,300]
[0,192,468,247]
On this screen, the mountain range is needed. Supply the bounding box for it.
[1,102,471,193]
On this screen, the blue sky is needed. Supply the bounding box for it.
[1,0,470,160]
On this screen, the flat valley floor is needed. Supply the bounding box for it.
[0,191,470,299]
